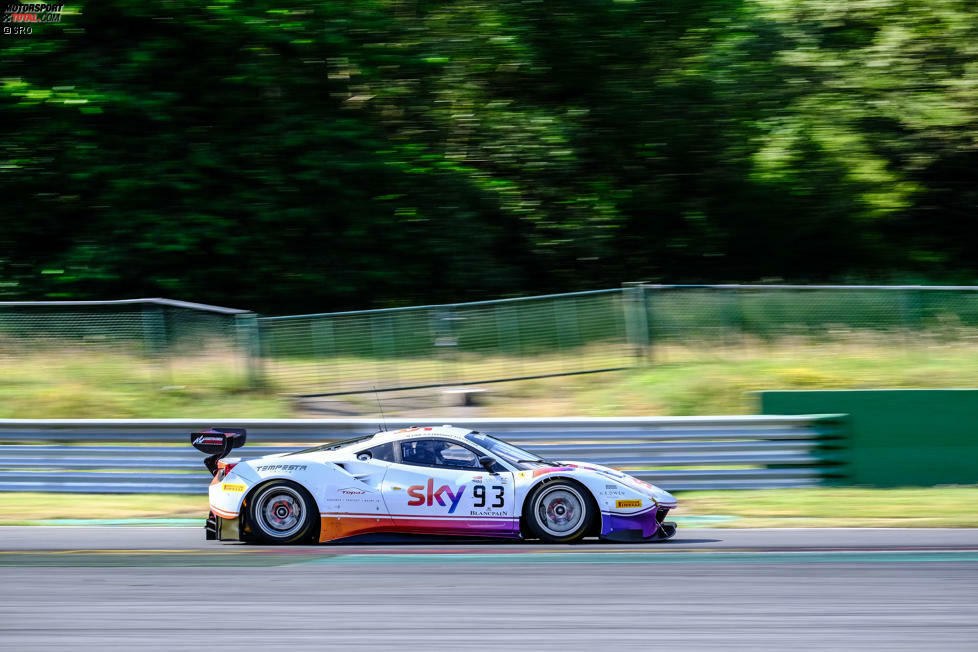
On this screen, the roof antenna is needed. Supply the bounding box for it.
[373,387,388,432]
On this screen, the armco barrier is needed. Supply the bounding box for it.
[0,416,846,493]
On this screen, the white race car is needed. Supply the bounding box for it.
[193,425,678,544]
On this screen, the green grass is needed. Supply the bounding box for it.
[3,487,976,527]
[0,351,290,418]
[488,339,978,415]
[0,492,209,524]
[674,487,978,528]
[5,338,978,418]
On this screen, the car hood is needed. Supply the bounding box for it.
[561,460,678,508]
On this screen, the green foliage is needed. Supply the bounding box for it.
[3,1,978,312]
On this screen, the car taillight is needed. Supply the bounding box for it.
[216,460,238,481]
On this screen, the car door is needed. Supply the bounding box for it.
[319,441,397,541]
[382,438,517,536]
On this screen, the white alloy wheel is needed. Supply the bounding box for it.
[525,481,593,543]
[248,482,316,543]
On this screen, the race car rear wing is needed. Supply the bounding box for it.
[190,428,247,476]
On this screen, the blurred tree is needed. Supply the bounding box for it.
[2,0,977,313]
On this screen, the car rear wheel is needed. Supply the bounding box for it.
[523,480,595,543]
[247,481,318,544]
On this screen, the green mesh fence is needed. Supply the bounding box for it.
[7,287,978,400]
[0,299,253,392]
[640,285,978,346]
[257,289,633,395]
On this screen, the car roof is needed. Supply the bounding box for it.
[365,425,475,446]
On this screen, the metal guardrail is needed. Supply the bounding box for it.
[0,416,846,493]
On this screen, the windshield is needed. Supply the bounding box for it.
[465,432,554,469]
[285,434,374,456]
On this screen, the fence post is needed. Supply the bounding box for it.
[433,307,459,388]
[235,313,264,389]
[312,318,335,388]
[495,302,522,376]
[622,283,651,364]
[643,285,654,363]
[370,313,399,390]
[554,296,580,373]
[141,303,170,387]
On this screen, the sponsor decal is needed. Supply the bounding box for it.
[193,435,224,446]
[256,464,307,472]
[616,499,642,509]
[339,487,368,495]
[407,478,466,514]
[222,483,245,492]
[606,484,617,490]
[472,475,484,484]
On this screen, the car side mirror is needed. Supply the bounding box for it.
[478,456,498,472]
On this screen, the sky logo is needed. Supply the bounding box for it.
[407,478,466,514]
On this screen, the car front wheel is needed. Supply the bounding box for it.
[523,480,595,543]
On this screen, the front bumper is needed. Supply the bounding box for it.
[600,505,677,542]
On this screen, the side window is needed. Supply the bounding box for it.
[400,440,481,469]
[357,442,395,462]
[437,442,480,468]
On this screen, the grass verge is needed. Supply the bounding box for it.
[673,486,978,528]
[0,351,290,418]
[494,339,978,415]
[9,339,978,417]
[3,487,976,527]
[0,492,209,524]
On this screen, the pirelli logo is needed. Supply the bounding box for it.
[615,499,642,509]
[222,483,246,492]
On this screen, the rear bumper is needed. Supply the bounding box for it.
[205,511,242,541]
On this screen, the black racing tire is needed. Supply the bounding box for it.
[523,480,596,543]
[246,480,318,544]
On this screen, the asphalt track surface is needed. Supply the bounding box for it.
[2,527,977,651]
